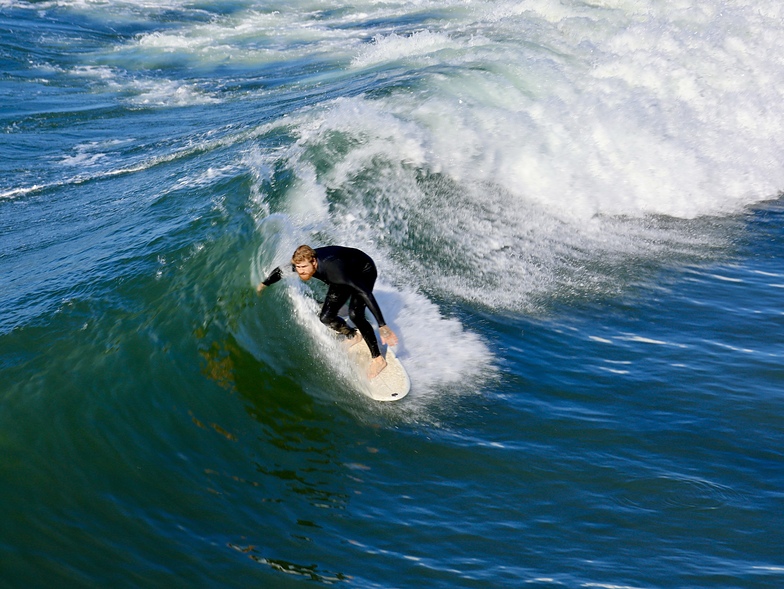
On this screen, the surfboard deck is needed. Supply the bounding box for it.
[346,343,410,402]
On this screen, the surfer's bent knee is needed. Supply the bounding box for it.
[320,313,354,337]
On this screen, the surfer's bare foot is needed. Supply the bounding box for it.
[368,355,387,379]
[344,331,363,348]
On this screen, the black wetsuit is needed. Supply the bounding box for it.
[261,246,387,358]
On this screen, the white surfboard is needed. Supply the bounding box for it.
[346,343,410,402]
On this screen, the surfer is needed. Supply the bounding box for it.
[257,245,399,378]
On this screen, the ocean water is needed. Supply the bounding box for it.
[2,0,784,587]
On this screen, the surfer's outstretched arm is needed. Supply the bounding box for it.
[257,267,283,294]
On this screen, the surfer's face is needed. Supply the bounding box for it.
[295,259,317,281]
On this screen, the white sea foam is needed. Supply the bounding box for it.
[351,31,459,69]
[28,0,784,213]
[235,0,784,311]
[128,79,220,107]
[0,185,45,200]
[255,94,731,310]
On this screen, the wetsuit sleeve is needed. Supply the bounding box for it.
[261,267,283,286]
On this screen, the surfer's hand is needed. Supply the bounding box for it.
[379,325,398,346]
[256,283,266,295]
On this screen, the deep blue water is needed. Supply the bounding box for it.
[2,1,784,587]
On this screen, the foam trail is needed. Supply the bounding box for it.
[295,280,495,403]
[373,283,493,393]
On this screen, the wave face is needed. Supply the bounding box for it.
[2,1,784,588]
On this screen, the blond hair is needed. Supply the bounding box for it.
[291,244,316,264]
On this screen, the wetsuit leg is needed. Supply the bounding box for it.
[319,285,355,336]
[348,264,381,358]
[349,297,381,358]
